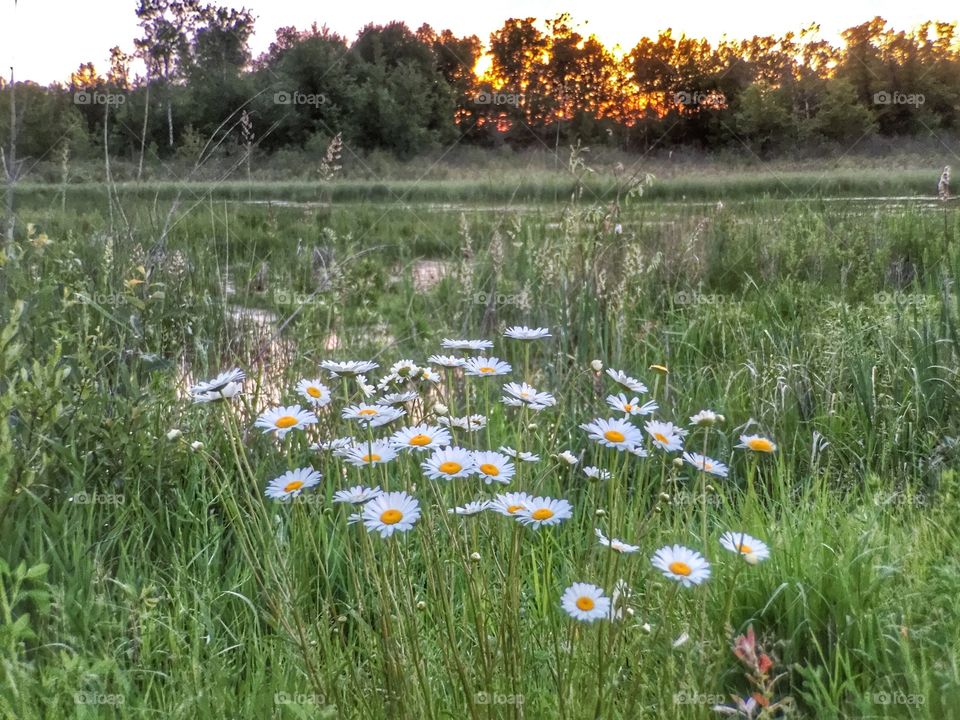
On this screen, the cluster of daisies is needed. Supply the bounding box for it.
[189,324,779,622]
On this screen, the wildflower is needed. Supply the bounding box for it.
[605,368,648,394]
[421,447,475,480]
[502,382,556,410]
[489,492,534,516]
[736,434,777,453]
[682,452,729,478]
[255,405,318,437]
[341,404,405,428]
[558,450,579,465]
[310,437,353,453]
[265,467,322,500]
[561,583,611,622]
[428,354,466,368]
[449,500,491,516]
[689,409,721,426]
[462,356,512,377]
[499,446,540,462]
[590,359,603,372]
[651,545,711,587]
[390,424,452,452]
[644,420,686,452]
[649,364,669,375]
[471,450,516,485]
[581,417,643,451]
[189,368,245,396]
[606,393,658,417]
[595,528,640,553]
[583,466,612,481]
[333,486,382,504]
[165,429,182,441]
[342,440,398,467]
[503,326,551,340]
[719,532,770,563]
[377,391,418,406]
[296,378,332,407]
[437,414,487,432]
[319,360,379,377]
[516,496,573,528]
[440,339,493,351]
[433,402,449,416]
[190,441,204,452]
[362,491,421,538]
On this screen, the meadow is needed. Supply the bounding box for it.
[1,158,959,719]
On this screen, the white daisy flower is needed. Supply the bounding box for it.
[264,467,321,500]
[689,409,721,426]
[595,528,641,553]
[489,491,535,516]
[499,446,540,462]
[583,466,612,481]
[462,356,512,377]
[503,326,551,340]
[471,450,516,485]
[362,491,421,538]
[418,367,442,384]
[391,424,452,452]
[254,405,318,437]
[377,391,418,406]
[421,447,475,480]
[502,382,557,410]
[191,381,243,403]
[719,531,771,562]
[561,583,611,622]
[342,404,406,428]
[333,485,382,504]
[580,417,643,451]
[682,452,729,477]
[516,496,573,528]
[558,450,579,465]
[644,420,686,452]
[606,393,658,417]
[354,374,376,398]
[296,378,332,407]
[651,545,711,587]
[437,414,487,432]
[440,339,493,351]
[320,360,379,377]
[605,368,648,394]
[346,511,363,525]
[628,445,649,458]
[388,359,421,379]
[310,436,354,452]
[428,354,466,368]
[342,440,398,467]
[189,368,246,395]
[448,500,492,516]
[736,434,777,453]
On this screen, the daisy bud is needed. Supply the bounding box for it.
[672,458,684,469]
[672,632,690,648]
[595,508,606,516]
[166,429,182,441]
[470,552,481,562]
[433,402,449,416]
[337,615,347,624]
[190,441,204,452]
[590,359,603,372]
[558,450,578,465]
[416,600,426,611]
[717,414,726,423]
[641,623,652,633]
[659,492,671,502]
[705,484,716,493]
[527,423,538,431]
[626,607,635,616]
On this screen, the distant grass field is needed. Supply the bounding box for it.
[1,166,959,719]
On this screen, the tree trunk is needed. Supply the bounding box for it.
[137,71,151,182]
[4,67,16,245]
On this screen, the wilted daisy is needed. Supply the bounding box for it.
[342,404,406,428]
[320,360,379,377]
[490,491,535,516]
[441,338,493,351]
[719,531,770,563]
[682,452,729,478]
[471,450,516,485]
[438,414,488,432]
[189,368,245,396]
[606,393,658,417]
[342,440,398,467]
[736,434,777,453]
[500,446,540,462]
[689,409,721,426]
[561,583,611,622]
[377,391,418,406]
[255,405,318,437]
[391,424,452,452]
[651,545,711,587]
[503,326,551,340]
[264,467,322,500]
[581,417,643,451]
[428,354,466,368]
[605,368,648,394]
[644,420,686,452]
[421,447,475,480]
[333,485,382,504]
[296,378,332,407]
[595,528,640,553]
[448,500,491,516]
[502,382,556,410]
[361,491,421,538]
[462,356,512,377]
[583,466,612,481]
[516,496,573,528]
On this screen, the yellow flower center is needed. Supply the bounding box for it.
[283,480,304,493]
[358,408,378,416]
[576,596,595,611]
[479,366,495,374]
[506,504,525,514]
[604,430,626,443]
[362,454,381,463]
[275,415,299,428]
[438,461,463,474]
[409,434,432,446]
[531,508,554,521]
[306,386,322,398]
[380,509,403,525]
[479,463,500,476]
[748,438,774,452]
[669,561,692,576]
[624,404,633,412]
[654,432,669,444]
[704,462,713,471]
[737,543,753,554]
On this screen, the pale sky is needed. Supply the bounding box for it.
[2,0,958,84]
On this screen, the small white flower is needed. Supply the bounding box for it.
[333,485,382,504]
[516,496,573,528]
[166,429,182,441]
[189,368,245,396]
[502,382,556,410]
[440,339,493,351]
[499,446,540,462]
[736,434,777,453]
[310,436,354,452]
[448,500,491,516]
[342,404,406,428]
[719,531,771,562]
[361,491,421,538]
[651,544,711,587]
[605,368,648,394]
[471,450,516,485]
[561,583,610,622]
[590,359,604,372]
[428,354,467,367]
[581,417,643,451]
[503,326,551,340]
[489,491,534,516]
[342,440,398,467]
[682,452,729,477]
[190,441,204,452]
[391,424,452,452]
[319,360,379,377]
[254,405,318,437]
[421,447,475,480]
[595,528,640,553]
[191,381,243,403]
[606,393,658,417]
[644,420,686,452]
[437,414,487,432]
[296,378,332,407]
[462,356,512,377]
[264,467,322,500]
[558,450,579,465]
[689,409,721,426]
[583,466,612,481]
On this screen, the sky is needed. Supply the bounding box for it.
[1,0,959,84]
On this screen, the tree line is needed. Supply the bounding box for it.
[2,2,959,167]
